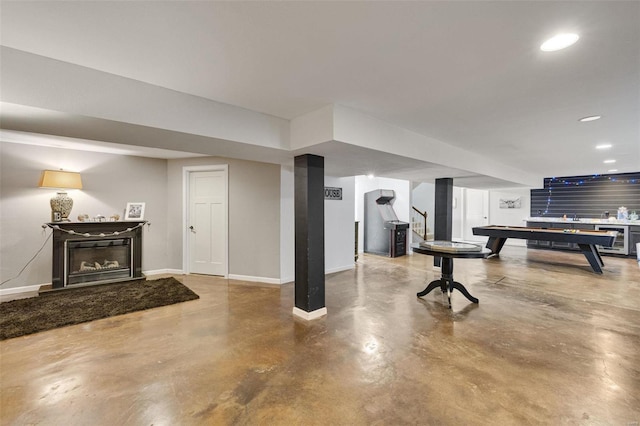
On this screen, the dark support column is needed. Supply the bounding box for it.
[434,178,453,267]
[293,154,326,320]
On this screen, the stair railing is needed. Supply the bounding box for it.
[412,206,428,240]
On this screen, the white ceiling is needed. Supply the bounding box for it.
[1,1,638,187]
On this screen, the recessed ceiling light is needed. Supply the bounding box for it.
[596,144,612,149]
[579,115,601,122]
[603,159,616,164]
[367,174,375,179]
[608,169,618,172]
[540,33,579,52]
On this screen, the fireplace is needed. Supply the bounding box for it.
[50,221,145,289]
[67,238,133,285]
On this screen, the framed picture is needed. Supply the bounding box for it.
[499,197,521,209]
[125,202,145,220]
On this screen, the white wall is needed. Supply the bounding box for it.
[460,187,490,242]
[325,176,356,274]
[355,175,411,254]
[280,165,294,283]
[452,186,532,247]
[453,186,464,240]
[0,141,169,291]
[488,188,532,246]
[280,171,357,281]
[411,182,435,239]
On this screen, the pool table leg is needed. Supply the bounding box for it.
[486,236,507,255]
[577,243,604,274]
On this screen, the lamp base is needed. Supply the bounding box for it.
[50,191,73,222]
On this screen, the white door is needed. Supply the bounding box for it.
[464,188,489,242]
[188,170,227,276]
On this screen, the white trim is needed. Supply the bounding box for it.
[143,269,184,276]
[280,276,294,285]
[182,165,229,278]
[228,274,282,285]
[280,266,354,284]
[293,307,327,321]
[325,264,355,275]
[0,283,45,296]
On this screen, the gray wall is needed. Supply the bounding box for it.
[1,143,284,291]
[166,157,281,280]
[324,175,355,274]
[0,142,169,290]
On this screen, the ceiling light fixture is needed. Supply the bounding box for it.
[608,169,618,172]
[579,115,601,122]
[596,144,612,149]
[540,33,579,52]
[603,159,616,164]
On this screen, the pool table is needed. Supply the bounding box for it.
[472,225,617,274]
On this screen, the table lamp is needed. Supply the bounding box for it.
[39,170,83,222]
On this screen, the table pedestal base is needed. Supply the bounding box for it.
[416,258,478,308]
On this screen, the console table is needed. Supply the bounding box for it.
[411,242,491,308]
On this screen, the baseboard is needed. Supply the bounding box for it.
[277,265,354,285]
[143,269,184,276]
[144,266,354,284]
[280,276,294,285]
[144,271,282,285]
[0,283,47,297]
[292,306,327,321]
[325,264,355,275]
[228,274,282,285]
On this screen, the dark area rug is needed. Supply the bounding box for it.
[0,277,199,340]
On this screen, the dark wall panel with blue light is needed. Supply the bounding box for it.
[530,172,640,219]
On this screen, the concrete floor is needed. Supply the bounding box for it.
[1,246,639,425]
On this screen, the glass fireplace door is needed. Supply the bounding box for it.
[66,238,133,285]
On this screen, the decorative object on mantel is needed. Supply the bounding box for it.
[39,169,83,222]
[125,202,145,220]
[0,277,199,340]
[76,213,121,222]
[42,221,149,237]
